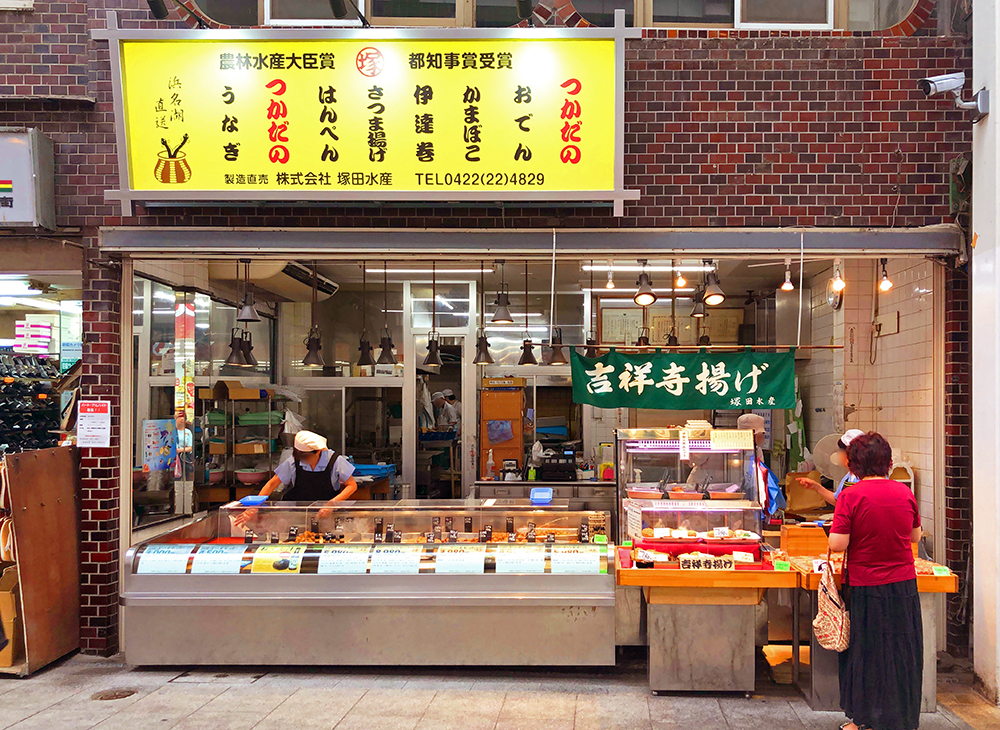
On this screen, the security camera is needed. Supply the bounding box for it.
[918,70,990,123]
[918,72,967,97]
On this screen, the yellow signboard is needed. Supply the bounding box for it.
[118,37,617,197]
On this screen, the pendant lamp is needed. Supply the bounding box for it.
[634,259,657,307]
[698,334,712,346]
[302,262,325,369]
[635,327,651,347]
[240,329,258,368]
[703,260,726,306]
[377,261,397,365]
[666,331,679,347]
[547,327,569,366]
[422,262,442,371]
[475,262,494,365]
[667,259,679,346]
[492,260,514,324]
[356,262,375,370]
[518,261,537,365]
[225,327,248,367]
[690,287,707,318]
[236,259,261,323]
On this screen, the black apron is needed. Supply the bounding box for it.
[282,451,338,502]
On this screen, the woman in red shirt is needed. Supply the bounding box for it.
[829,432,923,730]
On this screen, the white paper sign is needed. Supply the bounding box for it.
[709,429,754,451]
[549,545,602,574]
[434,544,487,574]
[136,544,192,574]
[678,429,691,461]
[732,551,755,563]
[712,527,732,539]
[317,545,371,574]
[190,544,248,574]
[77,400,111,448]
[494,544,546,573]
[652,527,672,539]
[627,502,642,538]
[369,545,423,574]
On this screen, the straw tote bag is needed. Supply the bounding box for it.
[0,461,14,563]
[813,550,850,652]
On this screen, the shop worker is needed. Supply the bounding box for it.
[796,428,864,505]
[443,388,462,435]
[737,413,785,517]
[431,391,458,431]
[234,430,357,527]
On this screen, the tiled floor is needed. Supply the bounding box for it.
[0,652,996,730]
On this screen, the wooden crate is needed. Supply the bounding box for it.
[780,524,829,556]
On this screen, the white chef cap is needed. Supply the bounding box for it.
[442,388,455,398]
[293,430,327,452]
[736,413,766,434]
[839,429,865,449]
[431,391,446,401]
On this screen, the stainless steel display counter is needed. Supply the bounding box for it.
[473,481,618,533]
[122,499,616,667]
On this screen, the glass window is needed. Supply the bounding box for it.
[410,282,471,331]
[268,0,358,23]
[654,0,733,24]
[740,0,827,24]
[371,0,456,20]
[212,305,274,378]
[480,288,585,366]
[475,0,519,27]
[148,282,176,377]
[571,0,634,27]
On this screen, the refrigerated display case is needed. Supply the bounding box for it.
[121,500,615,666]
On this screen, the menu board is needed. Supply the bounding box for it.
[191,544,249,574]
[549,545,604,574]
[710,429,754,451]
[250,545,306,574]
[136,544,192,574]
[317,545,372,574]
[434,544,487,574]
[494,544,546,574]
[369,545,424,574]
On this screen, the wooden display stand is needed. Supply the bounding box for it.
[0,447,81,676]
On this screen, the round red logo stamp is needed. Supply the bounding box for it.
[356,48,384,77]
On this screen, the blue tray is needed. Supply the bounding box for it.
[239,495,269,506]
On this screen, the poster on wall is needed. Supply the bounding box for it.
[77,401,112,448]
[142,419,176,472]
[570,348,796,411]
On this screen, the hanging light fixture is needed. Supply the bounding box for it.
[879,258,893,292]
[690,287,707,318]
[633,260,657,307]
[377,261,397,366]
[635,327,651,347]
[518,261,538,365]
[698,334,712,346]
[831,257,846,292]
[356,262,375,370]
[605,259,616,289]
[674,258,687,289]
[666,331,679,346]
[423,262,443,370]
[583,260,599,358]
[781,257,795,292]
[666,260,679,346]
[225,327,248,367]
[240,329,258,368]
[491,260,514,324]
[236,259,261,322]
[547,327,568,366]
[703,260,726,306]
[474,263,494,366]
[302,262,325,369]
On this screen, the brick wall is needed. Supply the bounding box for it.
[944,266,971,657]
[0,1,975,657]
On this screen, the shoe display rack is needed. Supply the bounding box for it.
[0,354,61,455]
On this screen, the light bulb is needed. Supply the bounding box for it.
[781,271,794,292]
[880,273,893,292]
[675,273,687,288]
[605,270,615,289]
[832,272,846,292]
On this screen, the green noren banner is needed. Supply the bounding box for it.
[570,348,796,410]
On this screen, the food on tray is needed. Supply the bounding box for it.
[642,527,654,537]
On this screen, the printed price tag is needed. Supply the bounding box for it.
[369,544,423,574]
[250,545,306,574]
[812,559,829,573]
[710,429,754,451]
[190,544,249,574]
[317,545,371,574]
[652,527,672,539]
[932,565,951,577]
[712,527,731,539]
[494,544,546,574]
[136,544,193,574]
[773,560,791,572]
[732,551,754,563]
[434,544,487,574]
[593,534,608,544]
[550,545,603,574]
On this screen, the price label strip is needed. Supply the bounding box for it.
[494,544,546,574]
[250,545,307,574]
[434,544,487,574]
[136,544,194,574]
[191,544,250,574]
[317,545,372,574]
[369,545,424,574]
[549,545,605,574]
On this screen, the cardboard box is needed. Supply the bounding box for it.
[199,380,274,402]
[234,442,267,455]
[0,563,23,667]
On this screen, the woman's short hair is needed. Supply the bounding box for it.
[847,432,892,479]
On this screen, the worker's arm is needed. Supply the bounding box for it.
[317,477,358,518]
[233,474,283,528]
[829,532,850,553]
[796,476,836,506]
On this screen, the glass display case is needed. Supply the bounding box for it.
[615,428,758,543]
[122,500,615,667]
[624,499,762,542]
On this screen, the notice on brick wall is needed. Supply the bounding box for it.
[77,400,111,448]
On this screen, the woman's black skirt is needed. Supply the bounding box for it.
[839,578,923,730]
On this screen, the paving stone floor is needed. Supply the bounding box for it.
[0,651,996,730]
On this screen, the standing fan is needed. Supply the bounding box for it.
[812,433,849,485]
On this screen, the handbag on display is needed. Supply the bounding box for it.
[812,549,849,652]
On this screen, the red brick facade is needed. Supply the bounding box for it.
[0,1,974,656]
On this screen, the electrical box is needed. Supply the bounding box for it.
[0,129,56,229]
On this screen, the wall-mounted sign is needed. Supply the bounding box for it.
[94,12,639,215]
[571,348,796,411]
[0,129,56,229]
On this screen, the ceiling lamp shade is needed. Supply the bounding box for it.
[492,288,514,324]
[423,331,443,370]
[666,331,679,347]
[377,330,397,365]
[518,339,538,365]
[547,328,569,366]
[703,267,726,306]
[225,328,248,367]
[240,330,258,368]
[237,260,261,322]
[356,335,375,368]
[690,292,707,318]
[634,272,657,307]
[584,337,600,359]
[302,327,324,368]
[635,327,651,347]
[698,334,712,346]
[473,330,494,365]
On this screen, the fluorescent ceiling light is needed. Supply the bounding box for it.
[582,263,714,273]
[582,287,695,294]
[435,295,454,311]
[597,297,692,304]
[153,290,176,301]
[13,297,60,310]
[366,268,495,275]
[0,282,42,297]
